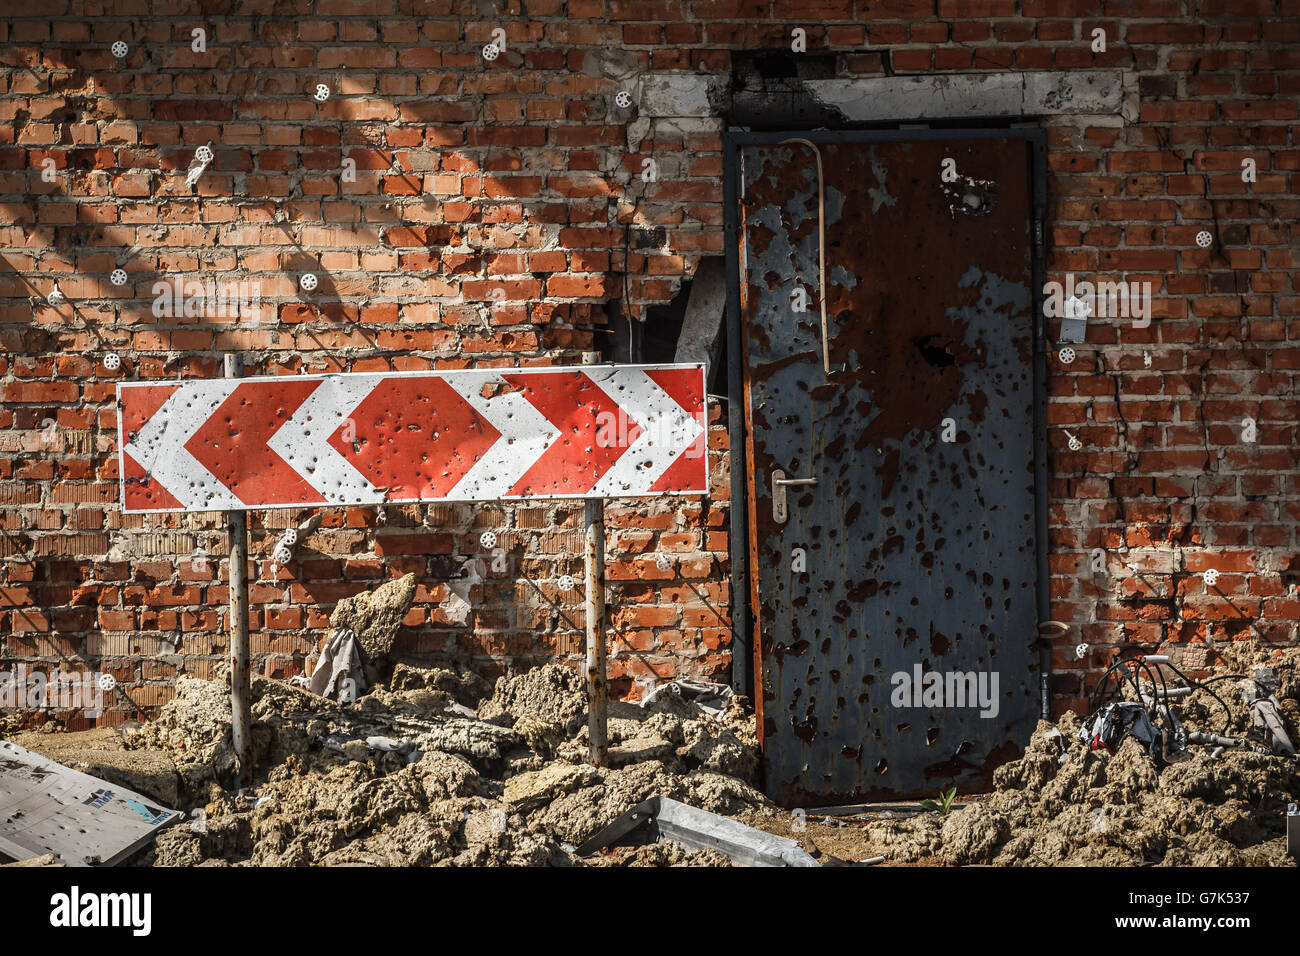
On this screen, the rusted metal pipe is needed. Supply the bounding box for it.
[582,350,608,767]
[224,354,253,791]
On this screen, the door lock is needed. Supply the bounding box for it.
[772,469,817,524]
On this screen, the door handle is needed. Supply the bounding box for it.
[772,469,817,524]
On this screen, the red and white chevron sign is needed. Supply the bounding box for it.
[116,364,708,513]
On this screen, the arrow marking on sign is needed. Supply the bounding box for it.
[123,380,242,511]
[267,375,382,505]
[504,371,632,496]
[587,367,705,496]
[444,372,560,500]
[187,379,326,506]
[328,375,500,501]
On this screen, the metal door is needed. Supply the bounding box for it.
[731,131,1047,806]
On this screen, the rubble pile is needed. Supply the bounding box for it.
[859,645,1300,867]
[8,563,1297,869]
[125,661,769,867]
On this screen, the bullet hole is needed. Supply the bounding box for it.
[630,226,667,249]
[941,177,997,218]
[913,333,957,368]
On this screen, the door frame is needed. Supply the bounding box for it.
[722,126,1051,727]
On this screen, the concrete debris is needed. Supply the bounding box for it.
[1,852,62,867]
[754,645,1299,867]
[586,841,733,867]
[421,719,524,771]
[99,657,772,867]
[504,762,600,811]
[22,635,1296,867]
[479,662,587,737]
[328,573,416,666]
[388,661,492,707]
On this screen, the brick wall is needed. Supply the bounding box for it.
[0,1,1296,727]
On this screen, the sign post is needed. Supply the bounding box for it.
[582,351,608,767]
[116,362,709,778]
[222,354,253,791]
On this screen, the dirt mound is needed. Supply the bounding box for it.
[853,648,1300,867]
[478,663,587,737]
[123,658,771,867]
[587,842,734,867]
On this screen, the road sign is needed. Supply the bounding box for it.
[116,364,709,513]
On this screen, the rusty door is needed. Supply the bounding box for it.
[732,131,1046,806]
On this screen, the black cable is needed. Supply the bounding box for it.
[1117,659,1146,707]
[1160,660,1235,737]
[1091,656,1182,749]
[1135,659,1177,754]
[1088,654,1281,748]
[1088,655,1130,711]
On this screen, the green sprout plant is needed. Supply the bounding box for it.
[921,786,958,816]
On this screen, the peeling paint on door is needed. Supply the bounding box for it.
[738,134,1043,806]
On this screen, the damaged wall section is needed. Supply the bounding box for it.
[0,9,1294,736]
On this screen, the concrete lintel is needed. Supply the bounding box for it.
[640,73,727,117]
[805,70,1124,122]
[640,69,1124,124]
